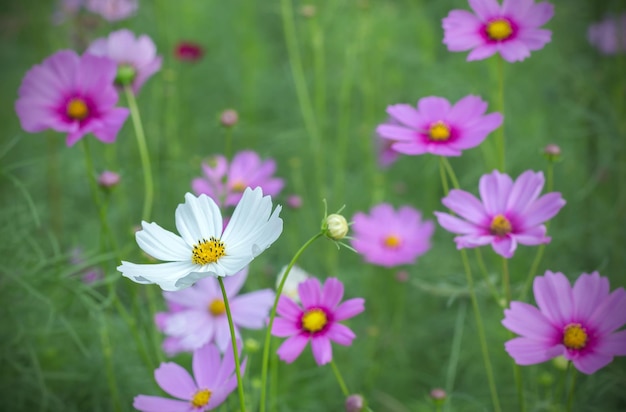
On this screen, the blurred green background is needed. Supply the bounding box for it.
[1,0,625,411]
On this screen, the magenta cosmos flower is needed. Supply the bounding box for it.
[588,14,626,55]
[376,95,502,157]
[272,277,364,365]
[155,266,274,355]
[134,342,244,411]
[15,50,129,146]
[503,271,626,374]
[442,0,555,62]
[351,204,434,268]
[192,150,284,208]
[86,0,137,21]
[435,170,565,258]
[87,29,162,94]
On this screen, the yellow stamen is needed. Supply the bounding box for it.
[208,299,226,316]
[489,214,512,236]
[231,180,247,192]
[191,237,225,265]
[66,98,89,120]
[429,121,451,141]
[301,308,327,333]
[190,388,211,408]
[563,323,588,350]
[384,234,402,248]
[486,19,513,41]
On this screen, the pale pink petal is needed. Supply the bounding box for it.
[214,317,237,352]
[518,28,552,50]
[230,289,274,328]
[376,124,418,142]
[417,96,451,121]
[272,318,300,337]
[587,288,626,335]
[222,267,248,298]
[504,337,563,365]
[502,0,533,18]
[479,170,513,215]
[193,344,221,389]
[426,144,463,157]
[467,44,498,61]
[321,278,344,309]
[595,330,626,356]
[502,301,557,340]
[442,189,487,224]
[454,234,494,248]
[434,212,482,235]
[276,334,310,363]
[498,39,532,62]
[520,2,554,27]
[533,271,573,326]
[446,95,487,125]
[386,104,423,128]
[276,296,303,321]
[468,0,501,20]
[572,272,609,322]
[298,277,322,309]
[133,395,191,411]
[311,335,333,365]
[327,323,356,346]
[491,235,517,258]
[390,141,429,155]
[522,193,566,228]
[334,298,365,321]
[572,352,614,375]
[154,362,196,399]
[442,10,484,51]
[505,171,544,215]
[513,226,549,246]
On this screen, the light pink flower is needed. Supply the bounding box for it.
[435,170,566,258]
[134,342,244,411]
[442,0,554,62]
[155,267,275,355]
[272,277,364,366]
[376,95,502,157]
[503,271,626,374]
[351,204,435,268]
[85,0,137,21]
[87,29,162,94]
[15,50,129,146]
[192,150,284,208]
[588,14,626,55]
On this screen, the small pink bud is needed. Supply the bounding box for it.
[220,109,239,127]
[430,388,446,405]
[395,270,409,282]
[543,144,561,162]
[98,170,120,188]
[345,394,364,412]
[299,4,316,18]
[287,195,303,209]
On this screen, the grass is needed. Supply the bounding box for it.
[1,0,625,411]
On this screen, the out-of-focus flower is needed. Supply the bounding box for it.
[323,213,349,240]
[502,271,626,374]
[300,4,316,18]
[442,0,554,62]
[118,187,283,291]
[272,277,364,365]
[155,267,274,354]
[133,342,244,411]
[286,195,302,209]
[85,0,137,21]
[174,41,204,62]
[220,109,239,127]
[376,95,502,157]
[375,118,401,168]
[276,265,310,303]
[192,150,284,208]
[87,29,162,94]
[52,0,84,25]
[69,247,104,284]
[98,170,120,188]
[435,170,565,258]
[543,143,561,162]
[351,204,434,268]
[588,14,626,55]
[15,50,129,146]
[345,394,365,412]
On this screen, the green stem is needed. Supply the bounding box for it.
[496,56,505,172]
[218,277,246,412]
[441,157,460,189]
[566,364,577,412]
[224,126,233,160]
[330,360,350,397]
[460,250,502,412]
[438,157,450,195]
[99,313,122,412]
[474,249,502,305]
[124,85,154,222]
[259,232,324,412]
[502,257,511,304]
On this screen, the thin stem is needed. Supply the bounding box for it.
[460,250,502,412]
[438,157,450,195]
[441,157,461,189]
[330,360,350,397]
[474,249,502,305]
[496,56,505,172]
[566,365,577,412]
[224,126,233,160]
[259,232,324,412]
[218,277,246,412]
[502,257,511,304]
[512,358,526,412]
[124,85,154,222]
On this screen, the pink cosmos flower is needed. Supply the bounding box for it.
[175,41,204,62]
[192,150,284,208]
[134,342,244,411]
[502,271,626,374]
[442,0,555,62]
[435,170,566,258]
[351,204,435,268]
[15,50,129,146]
[87,29,162,94]
[85,0,137,21]
[272,277,365,365]
[588,14,626,55]
[155,267,275,355]
[376,95,503,157]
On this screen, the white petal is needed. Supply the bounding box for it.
[136,221,191,261]
[118,260,198,291]
[175,193,223,246]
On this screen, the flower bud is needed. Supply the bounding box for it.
[543,144,561,162]
[299,4,316,18]
[345,394,364,412]
[287,195,302,209]
[430,388,446,405]
[323,213,349,240]
[98,170,120,189]
[552,355,569,370]
[220,109,239,127]
[115,64,136,86]
[244,338,260,354]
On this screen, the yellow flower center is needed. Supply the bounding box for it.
[429,121,451,141]
[489,214,512,236]
[190,388,212,408]
[563,323,588,350]
[231,180,247,192]
[66,98,89,120]
[208,299,226,316]
[301,308,327,333]
[486,19,513,41]
[384,234,402,248]
[191,237,226,265]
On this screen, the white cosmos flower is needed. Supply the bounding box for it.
[275,265,309,303]
[118,187,283,291]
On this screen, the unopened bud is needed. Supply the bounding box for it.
[430,388,446,405]
[244,338,260,354]
[98,170,120,189]
[543,144,561,162]
[287,195,302,209]
[220,109,239,127]
[115,64,136,86]
[324,213,349,240]
[300,4,316,18]
[345,394,364,412]
[552,355,569,370]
